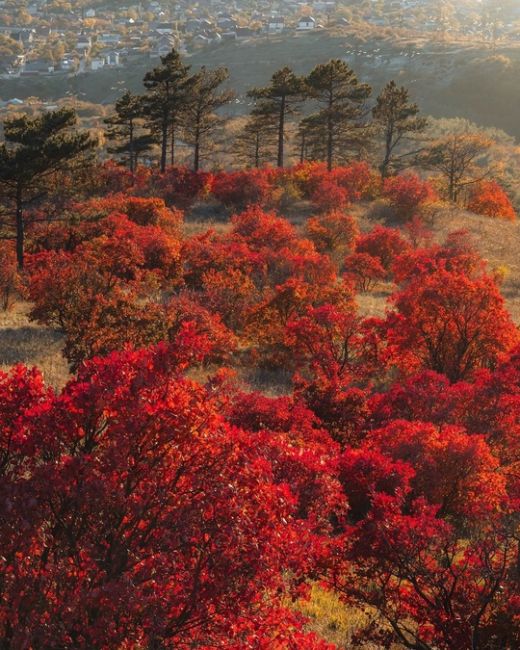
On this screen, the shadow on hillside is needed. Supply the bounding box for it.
[0,326,63,365]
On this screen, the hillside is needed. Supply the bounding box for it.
[4,32,520,140]
[2,198,519,391]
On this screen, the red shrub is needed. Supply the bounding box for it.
[311,179,350,212]
[383,173,437,220]
[305,210,359,257]
[331,162,381,202]
[355,225,411,277]
[344,252,386,292]
[155,166,212,209]
[212,169,274,209]
[467,180,516,221]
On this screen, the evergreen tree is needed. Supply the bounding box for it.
[235,109,277,168]
[143,49,191,172]
[0,108,95,269]
[372,80,427,177]
[104,91,150,172]
[248,67,306,168]
[306,59,372,171]
[183,66,233,172]
[296,114,326,164]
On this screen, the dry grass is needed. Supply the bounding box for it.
[350,202,520,323]
[0,301,69,390]
[292,584,402,649]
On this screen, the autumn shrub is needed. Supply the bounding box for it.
[95,160,152,194]
[385,268,519,382]
[343,252,386,292]
[231,205,297,252]
[467,180,517,221]
[355,225,411,278]
[211,168,274,209]
[0,350,340,648]
[311,179,351,212]
[331,162,381,201]
[305,210,359,260]
[154,165,212,209]
[383,173,437,220]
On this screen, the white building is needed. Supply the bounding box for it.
[297,16,316,31]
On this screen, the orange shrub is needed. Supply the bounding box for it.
[467,181,516,221]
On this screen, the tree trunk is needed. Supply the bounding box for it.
[170,124,175,167]
[381,123,394,178]
[193,127,200,172]
[15,186,24,270]
[277,96,286,168]
[160,116,168,173]
[255,134,260,168]
[327,94,334,172]
[129,120,135,174]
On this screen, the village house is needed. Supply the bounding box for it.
[297,16,316,31]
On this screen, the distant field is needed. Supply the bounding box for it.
[2,31,520,140]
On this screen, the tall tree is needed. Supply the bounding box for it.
[248,67,306,168]
[306,59,372,171]
[143,49,190,172]
[0,108,95,269]
[296,114,325,164]
[104,91,149,172]
[235,109,277,168]
[372,80,427,177]
[183,66,233,172]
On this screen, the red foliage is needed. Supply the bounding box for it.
[231,205,298,252]
[383,173,437,220]
[467,180,517,221]
[0,347,333,647]
[311,178,350,212]
[155,166,212,209]
[343,252,386,292]
[385,268,519,382]
[212,168,274,209]
[305,210,358,258]
[355,225,411,278]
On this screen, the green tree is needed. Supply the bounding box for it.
[0,108,96,269]
[183,66,233,172]
[306,59,372,171]
[143,49,191,172]
[248,67,306,168]
[372,80,427,177]
[235,109,277,168]
[105,91,150,172]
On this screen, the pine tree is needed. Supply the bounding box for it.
[235,109,277,168]
[306,59,372,171]
[248,67,306,168]
[143,49,191,172]
[183,66,233,172]
[296,114,326,164]
[105,91,149,172]
[0,108,95,269]
[372,80,427,177]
